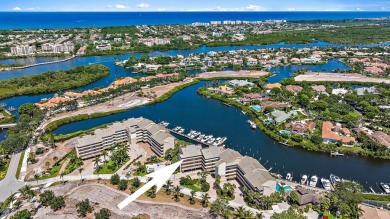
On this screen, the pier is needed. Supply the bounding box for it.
[0,123,17,129]
[168,128,226,148]
[4,55,76,71]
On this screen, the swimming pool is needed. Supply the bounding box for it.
[279,130,291,135]
[276,183,293,192]
[250,105,261,112]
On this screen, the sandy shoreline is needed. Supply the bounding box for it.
[295,72,390,84]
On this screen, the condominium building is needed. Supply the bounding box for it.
[75,118,174,159]
[215,149,277,196]
[41,42,74,53]
[179,145,223,172]
[179,145,276,196]
[10,45,36,55]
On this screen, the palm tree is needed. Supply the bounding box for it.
[236,206,246,219]
[200,193,210,207]
[78,167,84,182]
[172,185,181,202]
[146,185,157,198]
[164,180,173,195]
[188,190,196,205]
[102,150,108,164]
[53,156,58,165]
[243,210,253,219]
[34,174,40,185]
[254,212,264,219]
[93,157,101,177]
[60,172,65,184]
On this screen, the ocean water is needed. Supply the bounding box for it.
[1,12,390,29]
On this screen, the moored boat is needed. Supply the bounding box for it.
[321,178,332,191]
[380,182,390,194]
[286,173,292,181]
[301,175,308,185]
[330,174,341,188]
[309,175,318,187]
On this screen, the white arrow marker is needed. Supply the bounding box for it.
[117,160,182,210]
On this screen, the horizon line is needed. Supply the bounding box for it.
[1,10,390,12]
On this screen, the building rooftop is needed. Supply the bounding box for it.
[202,146,223,159]
[179,145,202,159]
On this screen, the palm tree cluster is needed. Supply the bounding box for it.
[110,143,130,168]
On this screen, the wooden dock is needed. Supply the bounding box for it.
[168,128,225,148]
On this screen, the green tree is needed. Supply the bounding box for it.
[146,185,157,198]
[10,209,31,219]
[329,181,364,218]
[201,193,210,207]
[94,208,111,219]
[18,103,38,117]
[110,173,120,185]
[188,190,196,205]
[271,207,306,219]
[39,190,55,206]
[76,199,94,217]
[49,196,65,211]
[117,179,128,191]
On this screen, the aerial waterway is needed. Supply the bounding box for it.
[0,42,389,190]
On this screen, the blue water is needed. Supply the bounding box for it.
[53,81,390,190]
[1,12,390,29]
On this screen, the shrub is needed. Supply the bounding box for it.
[94,208,111,219]
[118,179,128,191]
[76,199,93,217]
[110,174,120,185]
[201,182,210,192]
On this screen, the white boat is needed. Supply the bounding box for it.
[301,175,308,185]
[247,120,256,129]
[321,178,332,191]
[380,183,390,194]
[309,175,318,188]
[330,174,341,188]
[197,134,205,141]
[286,173,292,181]
[178,128,185,134]
[207,138,216,144]
[201,135,212,143]
[173,126,181,132]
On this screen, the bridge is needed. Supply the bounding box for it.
[0,123,17,129]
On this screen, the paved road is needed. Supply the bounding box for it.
[0,152,26,201]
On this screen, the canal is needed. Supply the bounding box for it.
[0,43,389,190]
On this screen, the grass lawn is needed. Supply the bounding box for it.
[16,149,25,179]
[0,160,10,181]
[36,163,62,180]
[94,158,130,175]
[133,171,148,176]
[182,184,203,192]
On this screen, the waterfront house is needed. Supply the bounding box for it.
[228,79,254,87]
[285,85,303,95]
[311,85,328,95]
[243,93,262,100]
[354,86,378,96]
[269,110,297,124]
[247,57,258,66]
[207,85,234,95]
[332,88,348,96]
[322,121,355,144]
[371,131,390,148]
[285,121,316,135]
[261,101,289,112]
[264,83,282,90]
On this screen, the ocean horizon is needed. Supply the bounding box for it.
[1,11,390,29]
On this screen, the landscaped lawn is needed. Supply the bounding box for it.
[0,160,10,181]
[182,184,203,192]
[94,158,130,175]
[36,163,62,180]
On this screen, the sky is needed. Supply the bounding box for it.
[2,0,390,12]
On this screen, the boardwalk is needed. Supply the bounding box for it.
[0,123,17,129]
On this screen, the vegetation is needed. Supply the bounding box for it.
[94,143,130,174]
[179,172,210,193]
[76,199,94,217]
[39,190,65,211]
[10,209,31,219]
[1,103,45,154]
[0,65,109,100]
[94,208,111,219]
[271,207,306,219]
[110,173,120,185]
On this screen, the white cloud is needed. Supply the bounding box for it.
[287,8,296,11]
[12,7,22,11]
[115,4,127,9]
[137,3,150,8]
[26,7,39,11]
[245,5,263,11]
[157,8,166,11]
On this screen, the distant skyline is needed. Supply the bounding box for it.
[2,0,390,12]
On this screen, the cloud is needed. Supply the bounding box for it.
[287,8,296,11]
[26,7,39,11]
[157,8,166,11]
[137,3,150,8]
[115,4,127,9]
[12,7,22,11]
[245,5,263,11]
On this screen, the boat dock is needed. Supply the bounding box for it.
[330,151,344,157]
[168,126,226,147]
